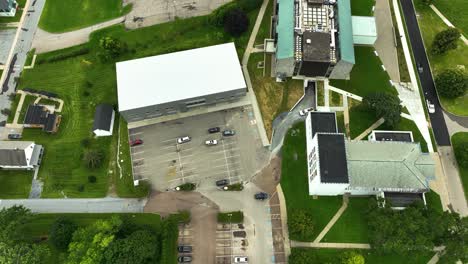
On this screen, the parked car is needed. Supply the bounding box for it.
[234,256,248,263]
[254,192,268,200]
[178,256,192,263]
[426,100,435,114]
[216,179,229,187]
[130,139,143,146]
[177,245,192,253]
[222,130,236,136]
[177,136,191,144]
[417,62,423,73]
[205,139,218,146]
[7,134,22,140]
[299,107,314,116]
[208,127,220,133]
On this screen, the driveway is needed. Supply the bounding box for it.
[400,0,451,146]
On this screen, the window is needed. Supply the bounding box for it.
[185,99,206,107]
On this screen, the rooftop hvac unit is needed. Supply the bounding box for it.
[329,9,334,18]
[306,39,312,44]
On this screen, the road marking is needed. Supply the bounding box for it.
[132,158,144,162]
[161,145,175,150]
[207,148,240,154]
[162,138,177,143]
[132,151,145,155]
[130,132,143,136]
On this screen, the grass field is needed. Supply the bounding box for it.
[39,0,131,33]
[0,170,33,198]
[290,248,433,264]
[351,0,375,16]
[330,47,397,97]
[452,132,468,200]
[6,93,20,123]
[255,0,273,44]
[248,53,303,139]
[425,190,444,213]
[18,8,261,197]
[0,0,25,23]
[330,90,342,107]
[22,213,171,263]
[388,0,410,82]
[414,0,468,116]
[322,197,371,243]
[433,0,468,35]
[348,101,379,139]
[280,122,342,241]
[18,95,38,123]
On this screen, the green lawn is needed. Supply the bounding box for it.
[451,132,468,200]
[0,170,33,198]
[330,90,342,107]
[39,0,131,33]
[18,95,38,123]
[425,190,444,213]
[388,0,410,82]
[433,0,468,35]
[19,8,262,197]
[376,117,429,152]
[330,46,397,97]
[290,248,434,264]
[0,0,25,23]
[6,93,21,123]
[348,102,379,139]
[414,0,468,116]
[351,0,375,16]
[255,0,273,44]
[36,98,60,108]
[322,197,371,243]
[218,211,244,223]
[280,122,342,241]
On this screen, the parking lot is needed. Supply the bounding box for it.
[128,106,269,191]
[215,223,248,264]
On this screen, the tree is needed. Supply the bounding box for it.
[363,92,402,128]
[49,217,77,251]
[237,0,263,12]
[98,37,126,62]
[224,8,249,37]
[341,251,365,264]
[288,210,314,239]
[0,242,50,264]
[435,69,468,98]
[288,249,318,264]
[0,205,32,243]
[83,149,104,169]
[437,212,468,264]
[454,141,468,168]
[66,216,122,264]
[430,28,461,55]
[103,230,159,264]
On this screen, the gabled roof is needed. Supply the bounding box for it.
[93,104,114,131]
[337,0,355,64]
[346,141,433,191]
[0,141,34,166]
[276,0,294,59]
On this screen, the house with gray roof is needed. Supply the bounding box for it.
[0,141,43,170]
[0,0,17,17]
[305,112,434,206]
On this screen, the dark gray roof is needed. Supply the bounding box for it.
[44,114,57,133]
[302,31,331,62]
[24,105,47,125]
[0,0,12,10]
[93,104,114,131]
[0,141,34,167]
[317,133,349,183]
[384,192,423,207]
[373,131,413,142]
[309,112,337,137]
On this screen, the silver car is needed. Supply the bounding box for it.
[177,136,191,144]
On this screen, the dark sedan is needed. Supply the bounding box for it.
[208,127,220,133]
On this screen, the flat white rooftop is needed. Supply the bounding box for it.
[116,42,246,112]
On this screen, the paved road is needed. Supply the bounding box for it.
[0,198,147,213]
[400,0,451,146]
[0,0,45,123]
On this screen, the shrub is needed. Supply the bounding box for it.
[176,183,195,191]
[363,92,402,128]
[435,69,468,98]
[454,141,468,168]
[81,138,91,148]
[224,182,244,191]
[208,2,238,27]
[1,108,11,116]
[78,184,85,192]
[224,8,249,37]
[83,91,90,97]
[238,0,263,12]
[36,46,90,64]
[288,210,315,239]
[98,37,127,62]
[88,175,97,183]
[218,211,244,223]
[83,149,104,169]
[430,28,461,55]
[341,251,365,264]
[85,81,93,88]
[49,217,77,251]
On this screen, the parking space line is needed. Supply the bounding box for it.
[130,131,143,136]
[132,157,144,162]
[132,151,145,155]
[211,155,240,161]
[161,145,175,150]
[162,138,178,143]
[207,148,240,155]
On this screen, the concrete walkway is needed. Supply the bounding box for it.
[32,16,125,54]
[392,0,434,153]
[291,241,371,249]
[354,118,385,140]
[241,0,271,147]
[277,185,291,257]
[314,195,348,243]
[12,91,26,124]
[0,198,147,213]
[374,0,400,81]
[429,5,468,45]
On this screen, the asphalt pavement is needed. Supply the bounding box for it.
[399,0,450,146]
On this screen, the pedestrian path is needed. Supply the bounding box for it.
[291,241,371,249]
[429,5,468,45]
[354,118,385,141]
[314,195,348,243]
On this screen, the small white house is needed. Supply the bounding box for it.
[0,0,17,17]
[0,141,43,170]
[351,16,377,46]
[93,104,115,137]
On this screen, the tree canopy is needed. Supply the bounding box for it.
[224,8,249,37]
[430,28,461,55]
[49,217,77,251]
[435,69,468,98]
[103,230,159,264]
[454,141,468,168]
[363,92,402,128]
[288,210,315,240]
[341,251,365,264]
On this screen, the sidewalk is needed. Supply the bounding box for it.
[291,241,371,249]
[314,195,348,243]
[429,5,468,45]
[354,118,385,140]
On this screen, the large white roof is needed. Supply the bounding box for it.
[116,43,246,112]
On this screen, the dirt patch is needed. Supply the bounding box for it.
[286,82,304,110]
[252,77,284,139]
[252,155,281,194]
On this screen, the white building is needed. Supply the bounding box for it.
[305,112,434,206]
[0,141,43,170]
[351,16,378,46]
[116,43,247,125]
[0,0,17,17]
[92,104,115,137]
